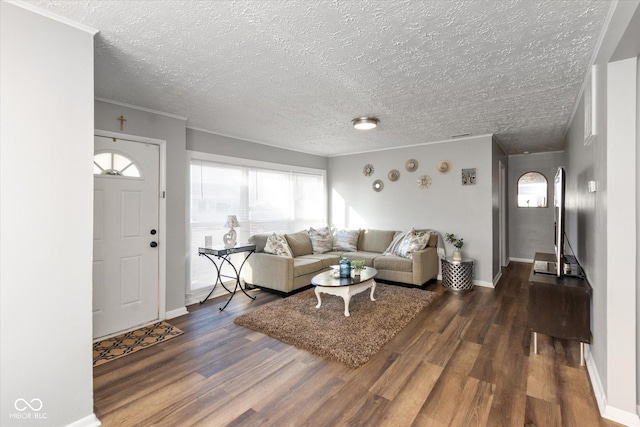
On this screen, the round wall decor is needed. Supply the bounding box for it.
[363,163,375,176]
[405,159,418,172]
[437,160,451,174]
[417,175,432,189]
[372,180,384,192]
[388,169,400,182]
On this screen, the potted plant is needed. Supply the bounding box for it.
[351,260,366,277]
[445,233,464,261]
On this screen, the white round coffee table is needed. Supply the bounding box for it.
[311,267,377,317]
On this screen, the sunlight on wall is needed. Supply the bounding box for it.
[349,206,366,229]
[331,188,366,229]
[331,188,346,228]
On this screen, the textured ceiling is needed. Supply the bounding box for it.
[31,0,611,156]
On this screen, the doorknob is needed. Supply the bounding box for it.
[150,229,157,235]
[150,241,158,248]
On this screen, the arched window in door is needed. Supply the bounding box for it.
[517,171,547,208]
[93,151,141,178]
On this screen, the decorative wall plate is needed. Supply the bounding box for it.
[362,163,375,176]
[417,175,432,189]
[405,159,418,172]
[372,179,384,192]
[388,169,400,182]
[437,161,450,174]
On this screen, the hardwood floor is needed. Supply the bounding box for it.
[93,262,622,426]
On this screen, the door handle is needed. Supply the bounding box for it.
[150,229,157,235]
[150,241,158,248]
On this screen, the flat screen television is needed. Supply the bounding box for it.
[554,166,565,277]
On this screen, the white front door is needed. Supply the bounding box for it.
[93,136,160,339]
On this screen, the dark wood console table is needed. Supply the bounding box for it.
[529,252,592,365]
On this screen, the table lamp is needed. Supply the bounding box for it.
[223,215,240,247]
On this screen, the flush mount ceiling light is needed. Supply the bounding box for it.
[352,117,379,130]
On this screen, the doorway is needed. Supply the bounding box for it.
[92,132,166,339]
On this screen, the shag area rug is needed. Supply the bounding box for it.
[93,321,183,367]
[234,284,439,368]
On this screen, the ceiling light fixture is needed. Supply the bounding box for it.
[352,117,379,130]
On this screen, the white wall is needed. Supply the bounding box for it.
[564,1,640,423]
[606,55,638,420]
[0,3,98,426]
[508,151,565,261]
[187,128,328,170]
[328,135,497,286]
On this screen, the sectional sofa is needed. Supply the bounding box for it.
[243,228,440,295]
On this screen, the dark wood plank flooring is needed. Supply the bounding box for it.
[93,262,621,426]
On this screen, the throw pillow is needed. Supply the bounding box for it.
[284,230,313,257]
[395,229,432,259]
[309,227,333,254]
[333,229,360,252]
[264,233,293,257]
[383,231,407,256]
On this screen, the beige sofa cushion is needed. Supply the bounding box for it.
[304,253,341,268]
[341,251,379,267]
[427,233,438,247]
[358,229,396,253]
[293,257,324,277]
[249,232,273,252]
[374,255,413,273]
[285,230,313,257]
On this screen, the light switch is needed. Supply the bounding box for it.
[588,181,597,193]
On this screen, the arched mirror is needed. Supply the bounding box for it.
[517,171,547,208]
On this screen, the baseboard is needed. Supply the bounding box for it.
[604,405,640,426]
[65,413,101,427]
[473,280,494,288]
[493,270,503,287]
[509,257,534,263]
[165,307,188,320]
[586,346,640,426]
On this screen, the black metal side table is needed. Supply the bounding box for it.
[198,244,256,311]
[441,257,474,291]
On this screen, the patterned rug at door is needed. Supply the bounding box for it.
[93,321,183,367]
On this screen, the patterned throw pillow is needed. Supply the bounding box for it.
[264,233,293,257]
[395,229,432,259]
[383,231,407,256]
[309,227,333,254]
[333,229,360,252]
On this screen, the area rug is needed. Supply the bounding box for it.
[234,284,439,368]
[93,321,183,367]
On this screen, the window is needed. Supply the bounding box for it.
[93,151,141,177]
[517,172,547,208]
[189,159,326,292]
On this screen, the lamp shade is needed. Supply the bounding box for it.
[224,215,240,228]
